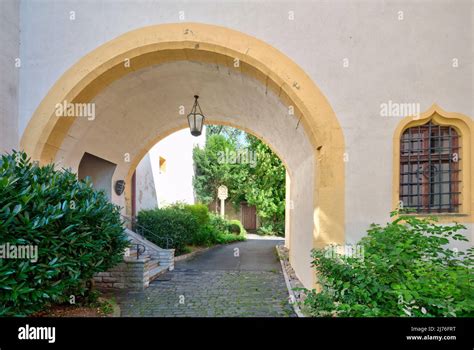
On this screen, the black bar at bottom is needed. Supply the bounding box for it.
[0,317,471,349]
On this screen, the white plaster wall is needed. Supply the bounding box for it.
[0,0,20,153]
[16,0,473,246]
[146,129,205,207]
[135,153,158,212]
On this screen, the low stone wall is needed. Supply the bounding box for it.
[93,229,176,290]
[153,249,174,270]
[125,228,175,270]
[93,256,150,290]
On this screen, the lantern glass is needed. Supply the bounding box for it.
[188,113,204,136]
[187,113,196,131]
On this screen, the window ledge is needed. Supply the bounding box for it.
[402,213,469,218]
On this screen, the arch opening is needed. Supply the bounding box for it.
[20,23,345,287]
[131,124,290,239]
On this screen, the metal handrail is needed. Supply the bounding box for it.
[121,214,173,249]
[134,243,146,259]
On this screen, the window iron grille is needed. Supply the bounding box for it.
[399,121,461,213]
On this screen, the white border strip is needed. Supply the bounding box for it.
[276,245,305,318]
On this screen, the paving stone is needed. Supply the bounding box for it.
[117,239,295,317]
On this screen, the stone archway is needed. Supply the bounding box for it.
[20,23,345,287]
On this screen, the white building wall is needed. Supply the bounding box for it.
[0,0,20,153]
[136,128,206,210]
[9,1,473,251]
[135,153,158,212]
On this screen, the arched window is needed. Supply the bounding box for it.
[400,121,460,213]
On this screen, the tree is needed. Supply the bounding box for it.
[244,135,285,232]
[192,127,286,235]
[206,125,246,148]
[192,134,248,206]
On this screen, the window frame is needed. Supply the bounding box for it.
[399,121,461,213]
[392,105,473,223]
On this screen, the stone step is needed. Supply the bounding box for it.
[146,260,160,270]
[125,228,175,272]
[148,265,168,281]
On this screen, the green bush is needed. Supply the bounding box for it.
[137,206,245,251]
[208,213,230,233]
[302,211,474,317]
[192,224,221,246]
[182,204,209,227]
[228,223,241,234]
[191,214,245,246]
[227,220,245,235]
[0,151,128,316]
[137,208,197,254]
[257,221,284,236]
[165,202,209,226]
[214,232,246,244]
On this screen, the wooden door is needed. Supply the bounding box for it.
[241,202,257,230]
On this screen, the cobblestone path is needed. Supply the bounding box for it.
[117,239,296,317]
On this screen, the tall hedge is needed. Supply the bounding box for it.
[166,202,210,227]
[137,208,197,254]
[0,151,128,316]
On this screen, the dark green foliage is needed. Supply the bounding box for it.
[227,219,245,236]
[182,203,210,227]
[193,134,248,205]
[214,232,246,244]
[193,127,286,237]
[193,224,221,246]
[137,208,197,254]
[137,206,245,251]
[302,211,474,317]
[0,151,128,316]
[257,222,285,236]
[208,213,229,233]
[228,223,241,234]
[181,211,245,247]
[244,135,285,236]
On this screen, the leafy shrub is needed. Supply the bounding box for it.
[182,204,209,227]
[257,225,273,236]
[228,223,241,234]
[209,213,230,233]
[302,211,474,317]
[257,221,284,236]
[137,206,245,252]
[192,215,245,246]
[192,224,221,246]
[214,232,246,244]
[227,220,245,235]
[137,208,197,254]
[0,151,128,316]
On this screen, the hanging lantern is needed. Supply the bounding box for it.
[187,95,205,136]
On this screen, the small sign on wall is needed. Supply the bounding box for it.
[115,180,126,195]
